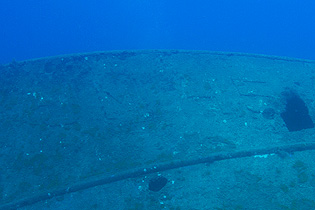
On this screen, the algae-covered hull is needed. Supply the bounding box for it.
[1,50,315,209]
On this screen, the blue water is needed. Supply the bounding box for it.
[1,0,315,64]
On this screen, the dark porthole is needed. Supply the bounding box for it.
[281,92,314,132]
[148,176,168,192]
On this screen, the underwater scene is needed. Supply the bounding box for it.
[1,1,315,210]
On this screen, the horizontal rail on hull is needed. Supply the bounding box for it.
[2,142,315,210]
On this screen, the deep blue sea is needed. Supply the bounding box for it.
[1,0,315,64]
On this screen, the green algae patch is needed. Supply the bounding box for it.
[292,160,309,184]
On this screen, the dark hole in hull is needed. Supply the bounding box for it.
[148,176,168,192]
[281,92,314,132]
